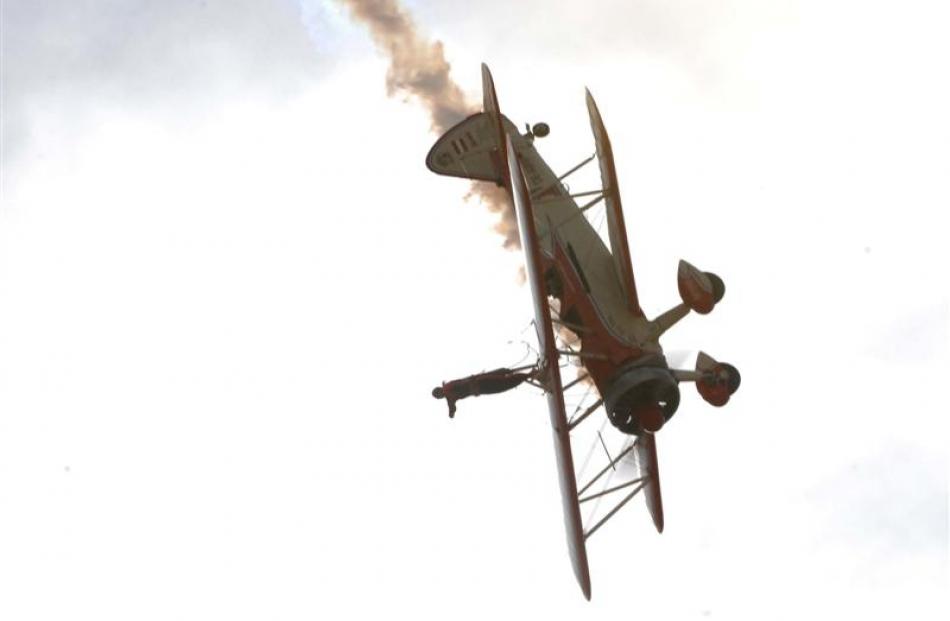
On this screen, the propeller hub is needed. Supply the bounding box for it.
[603,362,680,435]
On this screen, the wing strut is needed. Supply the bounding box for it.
[584,480,648,540]
[575,436,659,539]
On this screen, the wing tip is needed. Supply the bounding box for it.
[578,572,592,601]
[585,88,600,118]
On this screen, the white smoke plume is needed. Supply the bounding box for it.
[337,0,520,249]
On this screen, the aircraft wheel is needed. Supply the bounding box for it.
[705,271,725,303]
[720,363,741,394]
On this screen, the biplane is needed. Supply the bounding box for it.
[426,64,741,600]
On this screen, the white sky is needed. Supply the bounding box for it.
[1,1,948,619]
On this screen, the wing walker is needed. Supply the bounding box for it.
[427,65,741,599]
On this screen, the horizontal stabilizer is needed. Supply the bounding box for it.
[425,112,507,183]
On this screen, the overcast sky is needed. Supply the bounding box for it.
[1,1,948,619]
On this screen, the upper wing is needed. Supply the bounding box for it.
[586,89,644,317]
[506,134,592,601]
[634,432,665,533]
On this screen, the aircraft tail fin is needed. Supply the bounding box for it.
[425,64,514,185]
[425,112,508,184]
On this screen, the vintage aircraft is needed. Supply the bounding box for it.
[427,64,740,600]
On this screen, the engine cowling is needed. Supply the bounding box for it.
[603,362,680,435]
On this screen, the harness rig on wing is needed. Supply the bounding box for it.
[427,64,741,600]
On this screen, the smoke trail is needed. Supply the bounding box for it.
[337,0,520,249]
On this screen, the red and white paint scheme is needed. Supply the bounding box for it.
[427,65,741,600]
